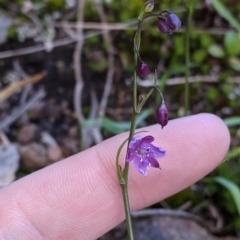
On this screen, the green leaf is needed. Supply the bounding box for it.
[214,177,240,216]
[210,0,240,32]
[228,57,240,71]
[83,109,153,134]
[223,116,240,127]
[224,31,240,56]
[226,147,240,160]
[208,44,225,58]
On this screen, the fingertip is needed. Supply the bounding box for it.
[0,113,230,240]
[125,113,230,210]
[194,113,230,159]
[149,113,230,165]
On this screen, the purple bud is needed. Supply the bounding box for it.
[166,13,181,31]
[136,61,150,79]
[156,103,168,128]
[158,12,181,35]
[157,18,172,35]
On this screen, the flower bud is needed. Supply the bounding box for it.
[136,61,150,79]
[157,12,181,34]
[156,102,168,128]
[144,1,154,13]
[157,18,172,34]
[166,12,181,31]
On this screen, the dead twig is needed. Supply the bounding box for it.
[73,0,95,149]
[73,0,85,124]
[0,132,10,147]
[0,89,46,131]
[52,21,234,35]
[0,37,75,59]
[13,60,32,104]
[60,10,79,40]
[89,89,103,144]
[137,75,240,87]
[95,3,115,118]
[0,15,234,60]
[52,20,137,30]
[0,71,46,103]
[87,2,116,144]
[0,19,138,59]
[191,200,224,233]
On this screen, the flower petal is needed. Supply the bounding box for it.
[166,13,181,30]
[126,149,136,162]
[147,156,160,168]
[128,136,141,150]
[149,144,166,158]
[141,135,154,144]
[133,158,150,176]
[125,135,166,175]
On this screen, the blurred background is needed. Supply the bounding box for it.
[0,0,240,239]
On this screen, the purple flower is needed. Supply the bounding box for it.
[157,12,181,35]
[126,136,166,176]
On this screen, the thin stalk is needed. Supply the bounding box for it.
[117,2,156,238]
[133,21,142,111]
[119,15,144,240]
[121,109,138,240]
[120,181,134,240]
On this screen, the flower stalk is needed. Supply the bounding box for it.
[116,3,147,239]
[116,2,181,239]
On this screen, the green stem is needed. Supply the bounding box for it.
[119,15,144,240]
[120,180,134,240]
[121,109,138,240]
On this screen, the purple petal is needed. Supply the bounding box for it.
[166,13,181,30]
[133,158,150,176]
[126,149,136,162]
[126,135,166,175]
[148,156,160,168]
[141,135,154,144]
[157,18,172,34]
[149,144,166,158]
[129,136,141,150]
[140,142,151,149]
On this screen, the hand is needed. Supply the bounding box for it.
[0,114,230,240]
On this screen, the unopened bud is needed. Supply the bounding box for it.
[158,12,181,34]
[156,103,168,128]
[136,61,150,79]
[157,18,172,34]
[144,1,154,13]
[166,12,181,31]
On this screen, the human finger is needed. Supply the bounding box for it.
[0,113,230,240]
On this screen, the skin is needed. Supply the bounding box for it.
[0,113,230,240]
